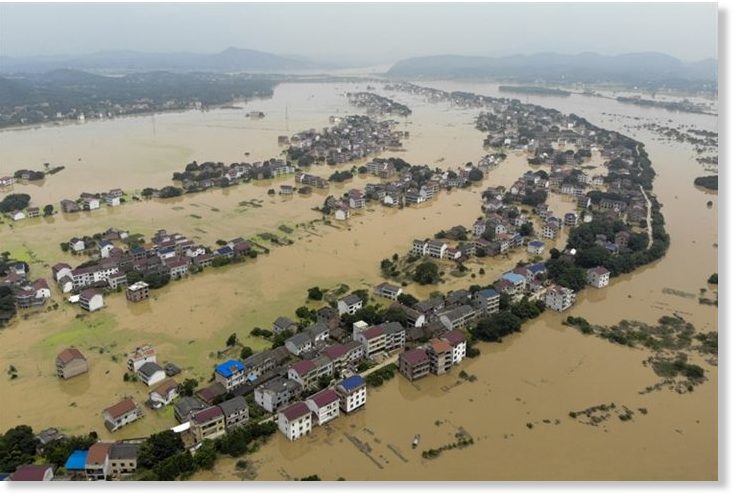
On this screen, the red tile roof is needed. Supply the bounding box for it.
[279,401,311,422]
[307,389,339,408]
[322,343,348,361]
[362,325,385,340]
[291,359,316,377]
[430,339,452,354]
[442,330,466,347]
[401,348,429,366]
[104,398,137,419]
[86,442,112,466]
[57,347,86,364]
[192,406,223,424]
[10,464,53,481]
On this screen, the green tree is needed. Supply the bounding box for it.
[307,287,324,300]
[177,378,199,397]
[397,293,418,307]
[412,261,440,285]
[137,430,184,469]
[240,346,254,360]
[226,333,238,348]
[0,425,38,472]
[193,440,218,470]
[43,204,54,216]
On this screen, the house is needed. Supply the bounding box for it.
[60,199,81,213]
[103,398,143,432]
[527,240,545,255]
[56,347,89,379]
[306,388,341,425]
[398,348,430,381]
[106,271,127,289]
[217,396,249,430]
[108,442,141,478]
[7,210,26,222]
[335,375,367,413]
[166,257,189,279]
[195,382,229,406]
[438,305,476,331]
[501,272,527,293]
[587,266,611,288]
[214,359,246,391]
[285,331,315,356]
[288,357,333,388]
[127,344,156,371]
[52,262,73,282]
[255,377,302,413]
[36,427,66,450]
[80,196,100,210]
[542,223,558,239]
[427,339,453,375]
[273,316,297,334]
[126,281,150,302]
[475,288,500,315]
[277,401,313,441]
[354,324,387,356]
[322,341,365,370]
[69,237,86,252]
[85,442,112,480]
[79,288,104,312]
[545,285,576,312]
[9,464,55,481]
[190,406,226,443]
[137,362,166,386]
[174,396,207,423]
[441,330,468,364]
[337,294,363,315]
[373,282,402,301]
[426,239,448,258]
[149,378,179,408]
[98,240,114,258]
[390,302,426,328]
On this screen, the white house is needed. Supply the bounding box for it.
[527,240,545,255]
[335,375,367,413]
[277,401,312,441]
[587,266,611,288]
[137,362,166,386]
[305,388,340,426]
[337,294,363,316]
[544,285,576,312]
[441,330,467,364]
[79,289,104,312]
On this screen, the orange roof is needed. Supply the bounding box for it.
[86,442,112,466]
[430,339,452,354]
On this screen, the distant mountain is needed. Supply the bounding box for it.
[387,52,717,89]
[0,47,323,74]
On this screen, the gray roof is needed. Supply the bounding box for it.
[217,396,248,417]
[258,377,301,394]
[382,321,405,335]
[305,321,329,337]
[274,316,294,329]
[442,304,476,322]
[174,396,206,417]
[137,362,163,377]
[286,331,313,348]
[109,443,140,461]
[340,294,362,306]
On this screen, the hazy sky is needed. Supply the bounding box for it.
[0,2,718,64]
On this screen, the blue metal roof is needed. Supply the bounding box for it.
[528,240,544,247]
[477,288,499,299]
[527,263,547,274]
[502,272,525,284]
[339,375,365,391]
[65,450,88,471]
[215,359,245,378]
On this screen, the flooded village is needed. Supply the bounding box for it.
[0,78,717,481]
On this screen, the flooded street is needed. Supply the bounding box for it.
[0,80,717,480]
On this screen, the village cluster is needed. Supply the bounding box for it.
[2,83,666,481]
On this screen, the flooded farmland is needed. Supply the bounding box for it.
[0,80,717,480]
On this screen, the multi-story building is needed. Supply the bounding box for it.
[398,348,430,381]
[305,389,340,426]
[335,375,367,413]
[214,359,246,391]
[277,401,313,441]
[190,406,226,443]
[544,285,576,312]
[254,378,302,413]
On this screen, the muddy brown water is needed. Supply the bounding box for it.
[0,81,717,480]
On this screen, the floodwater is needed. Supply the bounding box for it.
[0,81,717,480]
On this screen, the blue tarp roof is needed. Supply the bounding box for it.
[527,263,547,273]
[65,450,88,471]
[528,240,544,247]
[215,359,245,378]
[339,375,365,391]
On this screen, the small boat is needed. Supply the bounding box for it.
[412,434,421,449]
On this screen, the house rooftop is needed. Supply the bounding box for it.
[401,348,429,366]
[192,405,223,424]
[104,398,137,419]
[307,388,340,408]
[56,347,86,365]
[109,442,140,461]
[218,396,248,417]
[291,359,316,377]
[279,401,311,422]
[340,294,362,306]
[86,442,112,466]
[442,329,467,347]
[430,338,452,354]
[338,375,365,392]
[138,362,163,377]
[215,359,245,378]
